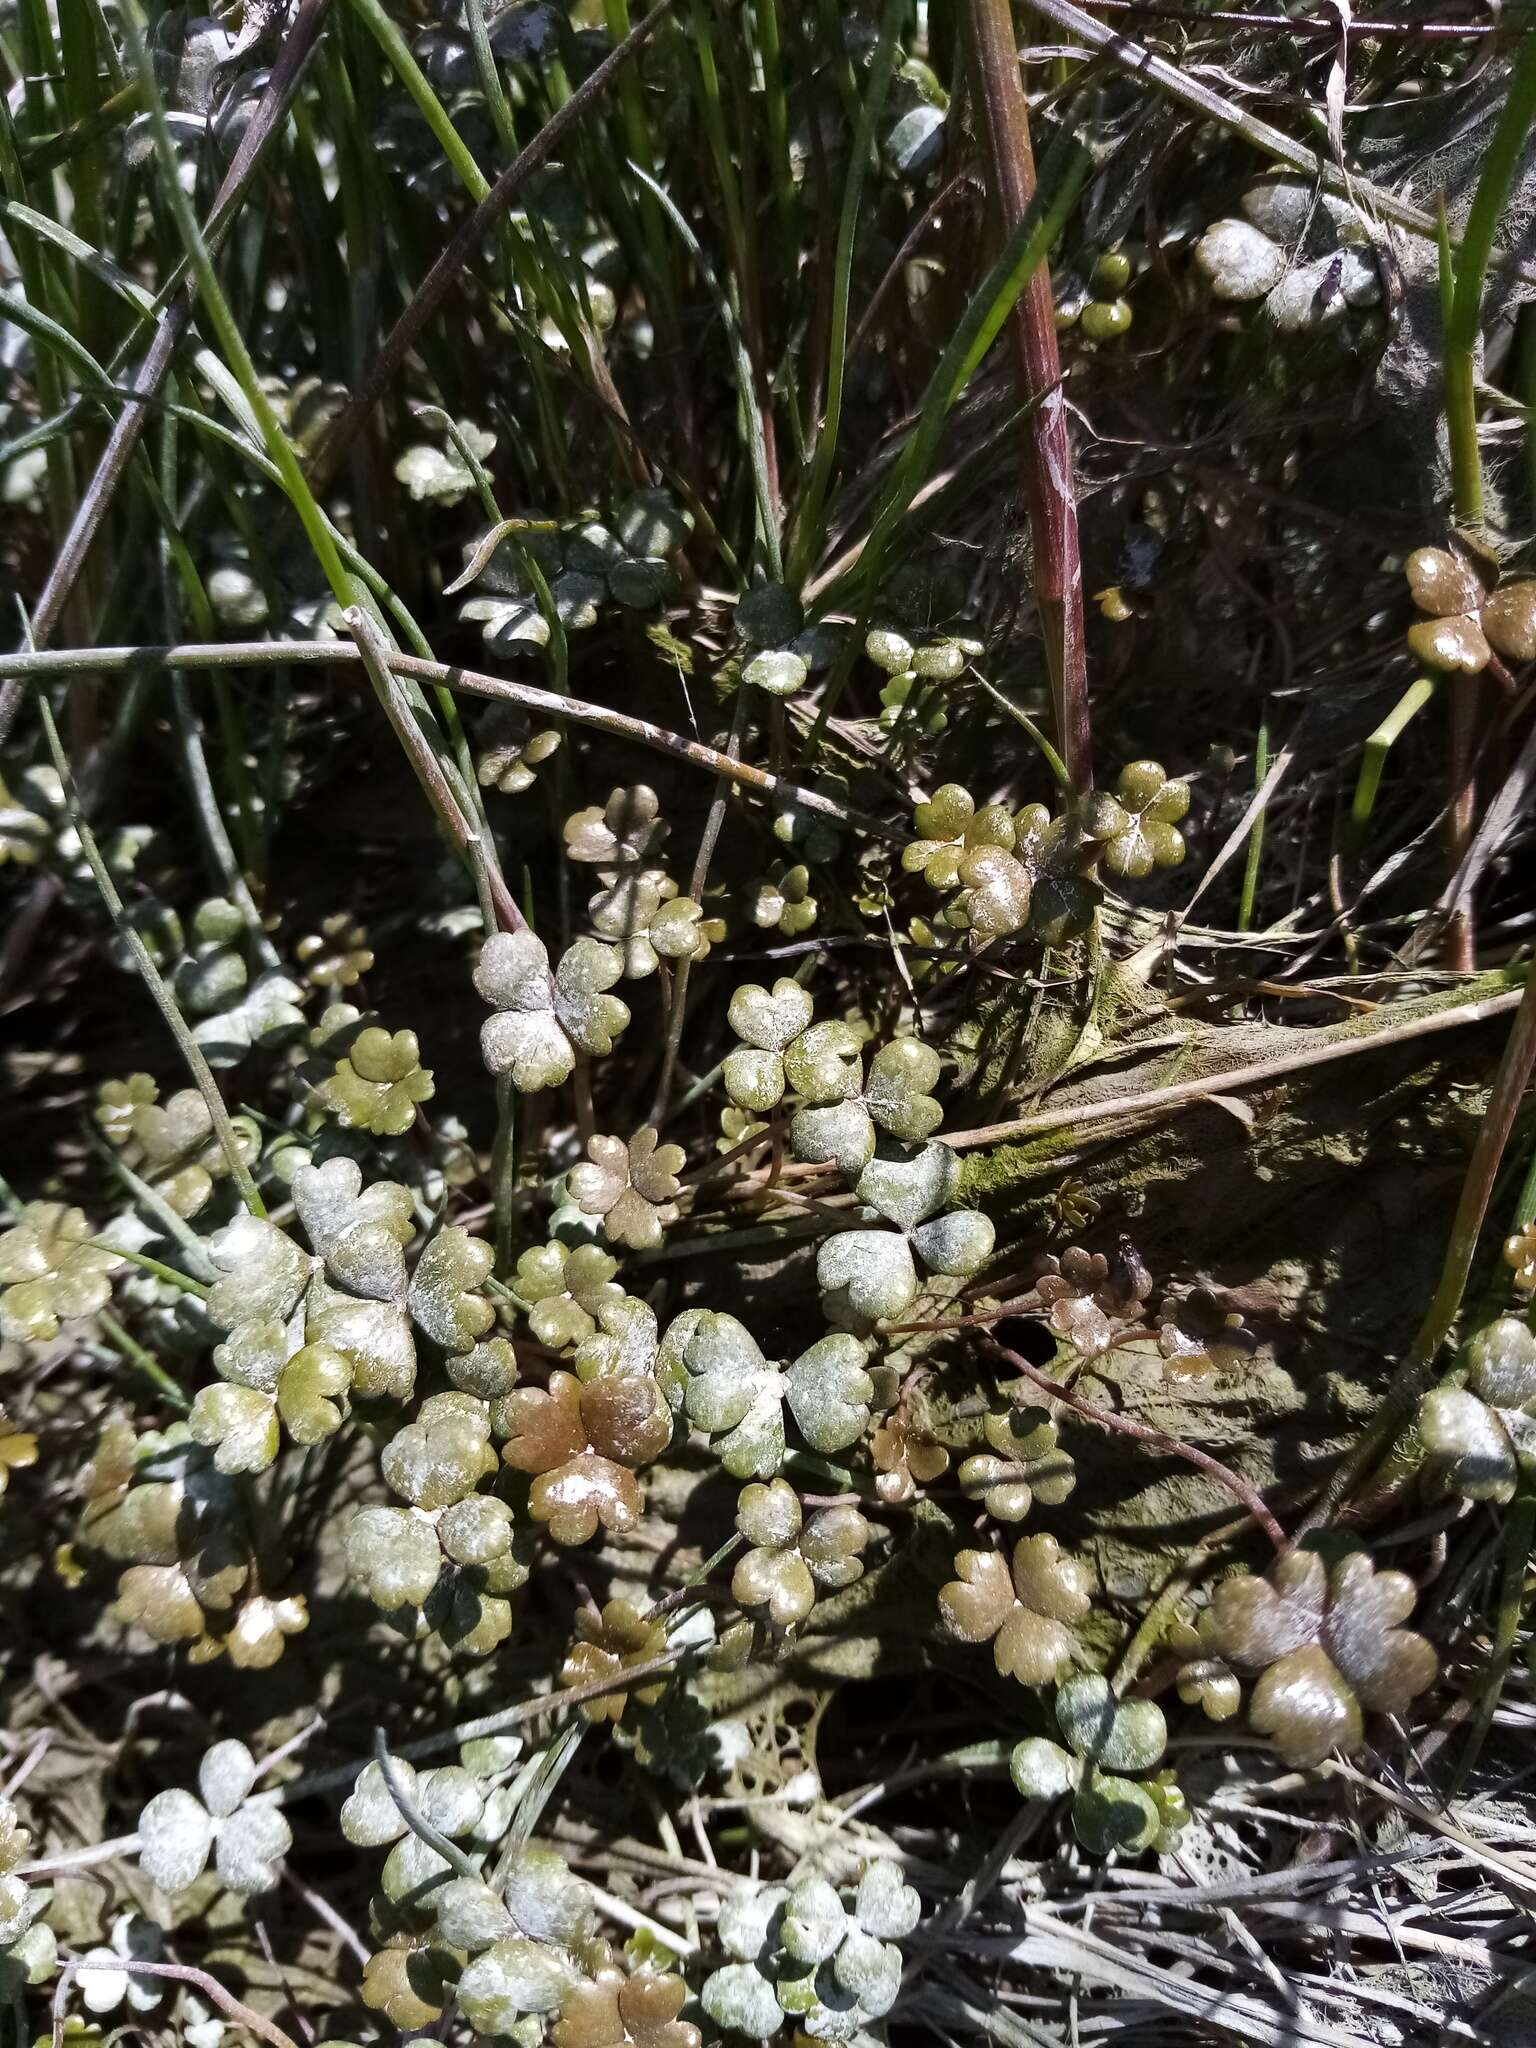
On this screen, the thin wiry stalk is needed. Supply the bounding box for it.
[965,0,1091,791]
[0,639,897,838]
[35,695,265,1218]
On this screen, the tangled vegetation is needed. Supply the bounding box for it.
[5,4,1536,2046]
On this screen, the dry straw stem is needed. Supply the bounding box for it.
[1025,0,1536,283]
[942,978,1525,1150]
[0,639,896,840]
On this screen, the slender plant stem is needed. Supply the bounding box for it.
[1237,712,1269,932]
[1299,961,1536,1532]
[372,1730,479,1880]
[97,1308,191,1411]
[35,696,265,1216]
[981,1338,1288,1550]
[965,0,1090,790]
[0,640,897,840]
[344,609,525,935]
[650,687,749,1120]
[51,1960,298,2048]
[1455,1492,1535,1790]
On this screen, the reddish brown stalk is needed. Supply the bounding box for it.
[982,1336,1289,1550]
[965,0,1091,790]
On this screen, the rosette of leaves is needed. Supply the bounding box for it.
[871,1415,949,1503]
[587,868,717,978]
[171,898,304,1068]
[1009,1674,1176,1856]
[788,1034,945,1180]
[1155,1285,1257,1382]
[341,1754,498,1916]
[568,1129,685,1251]
[0,1201,119,1343]
[560,1598,668,1722]
[499,1367,671,1544]
[295,913,374,991]
[1402,545,1536,675]
[902,783,1018,892]
[313,1025,434,1137]
[348,1394,524,1653]
[513,1241,624,1350]
[737,582,809,698]
[657,1310,873,1480]
[959,1404,1076,1522]
[456,518,607,650]
[545,496,689,616]
[1094,761,1190,880]
[552,1964,700,2048]
[867,622,979,731]
[76,1913,165,2016]
[77,1414,303,1663]
[751,861,817,937]
[476,931,631,1092]
[565,785,669,868]
[1419,1312,1536,1501]
[1192,178,1380,338]
[1032,1243,1152,1361]
[906,790,1102,945]
[476,701,563,796]
[720,978,815,1113]
[1204,1549,1437,1765]
[95,1076,254,1219]
[701,1858,920,2041]
[938,1532,1092,1687]
[138,1739,291,1895]
[817,1143,994,1327]
[730,1477,874,1629]
[455,1844,599,2034]
[394,415,495,503]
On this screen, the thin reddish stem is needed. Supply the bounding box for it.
[982,1336,1289,1550]
[965,0,1091,790]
